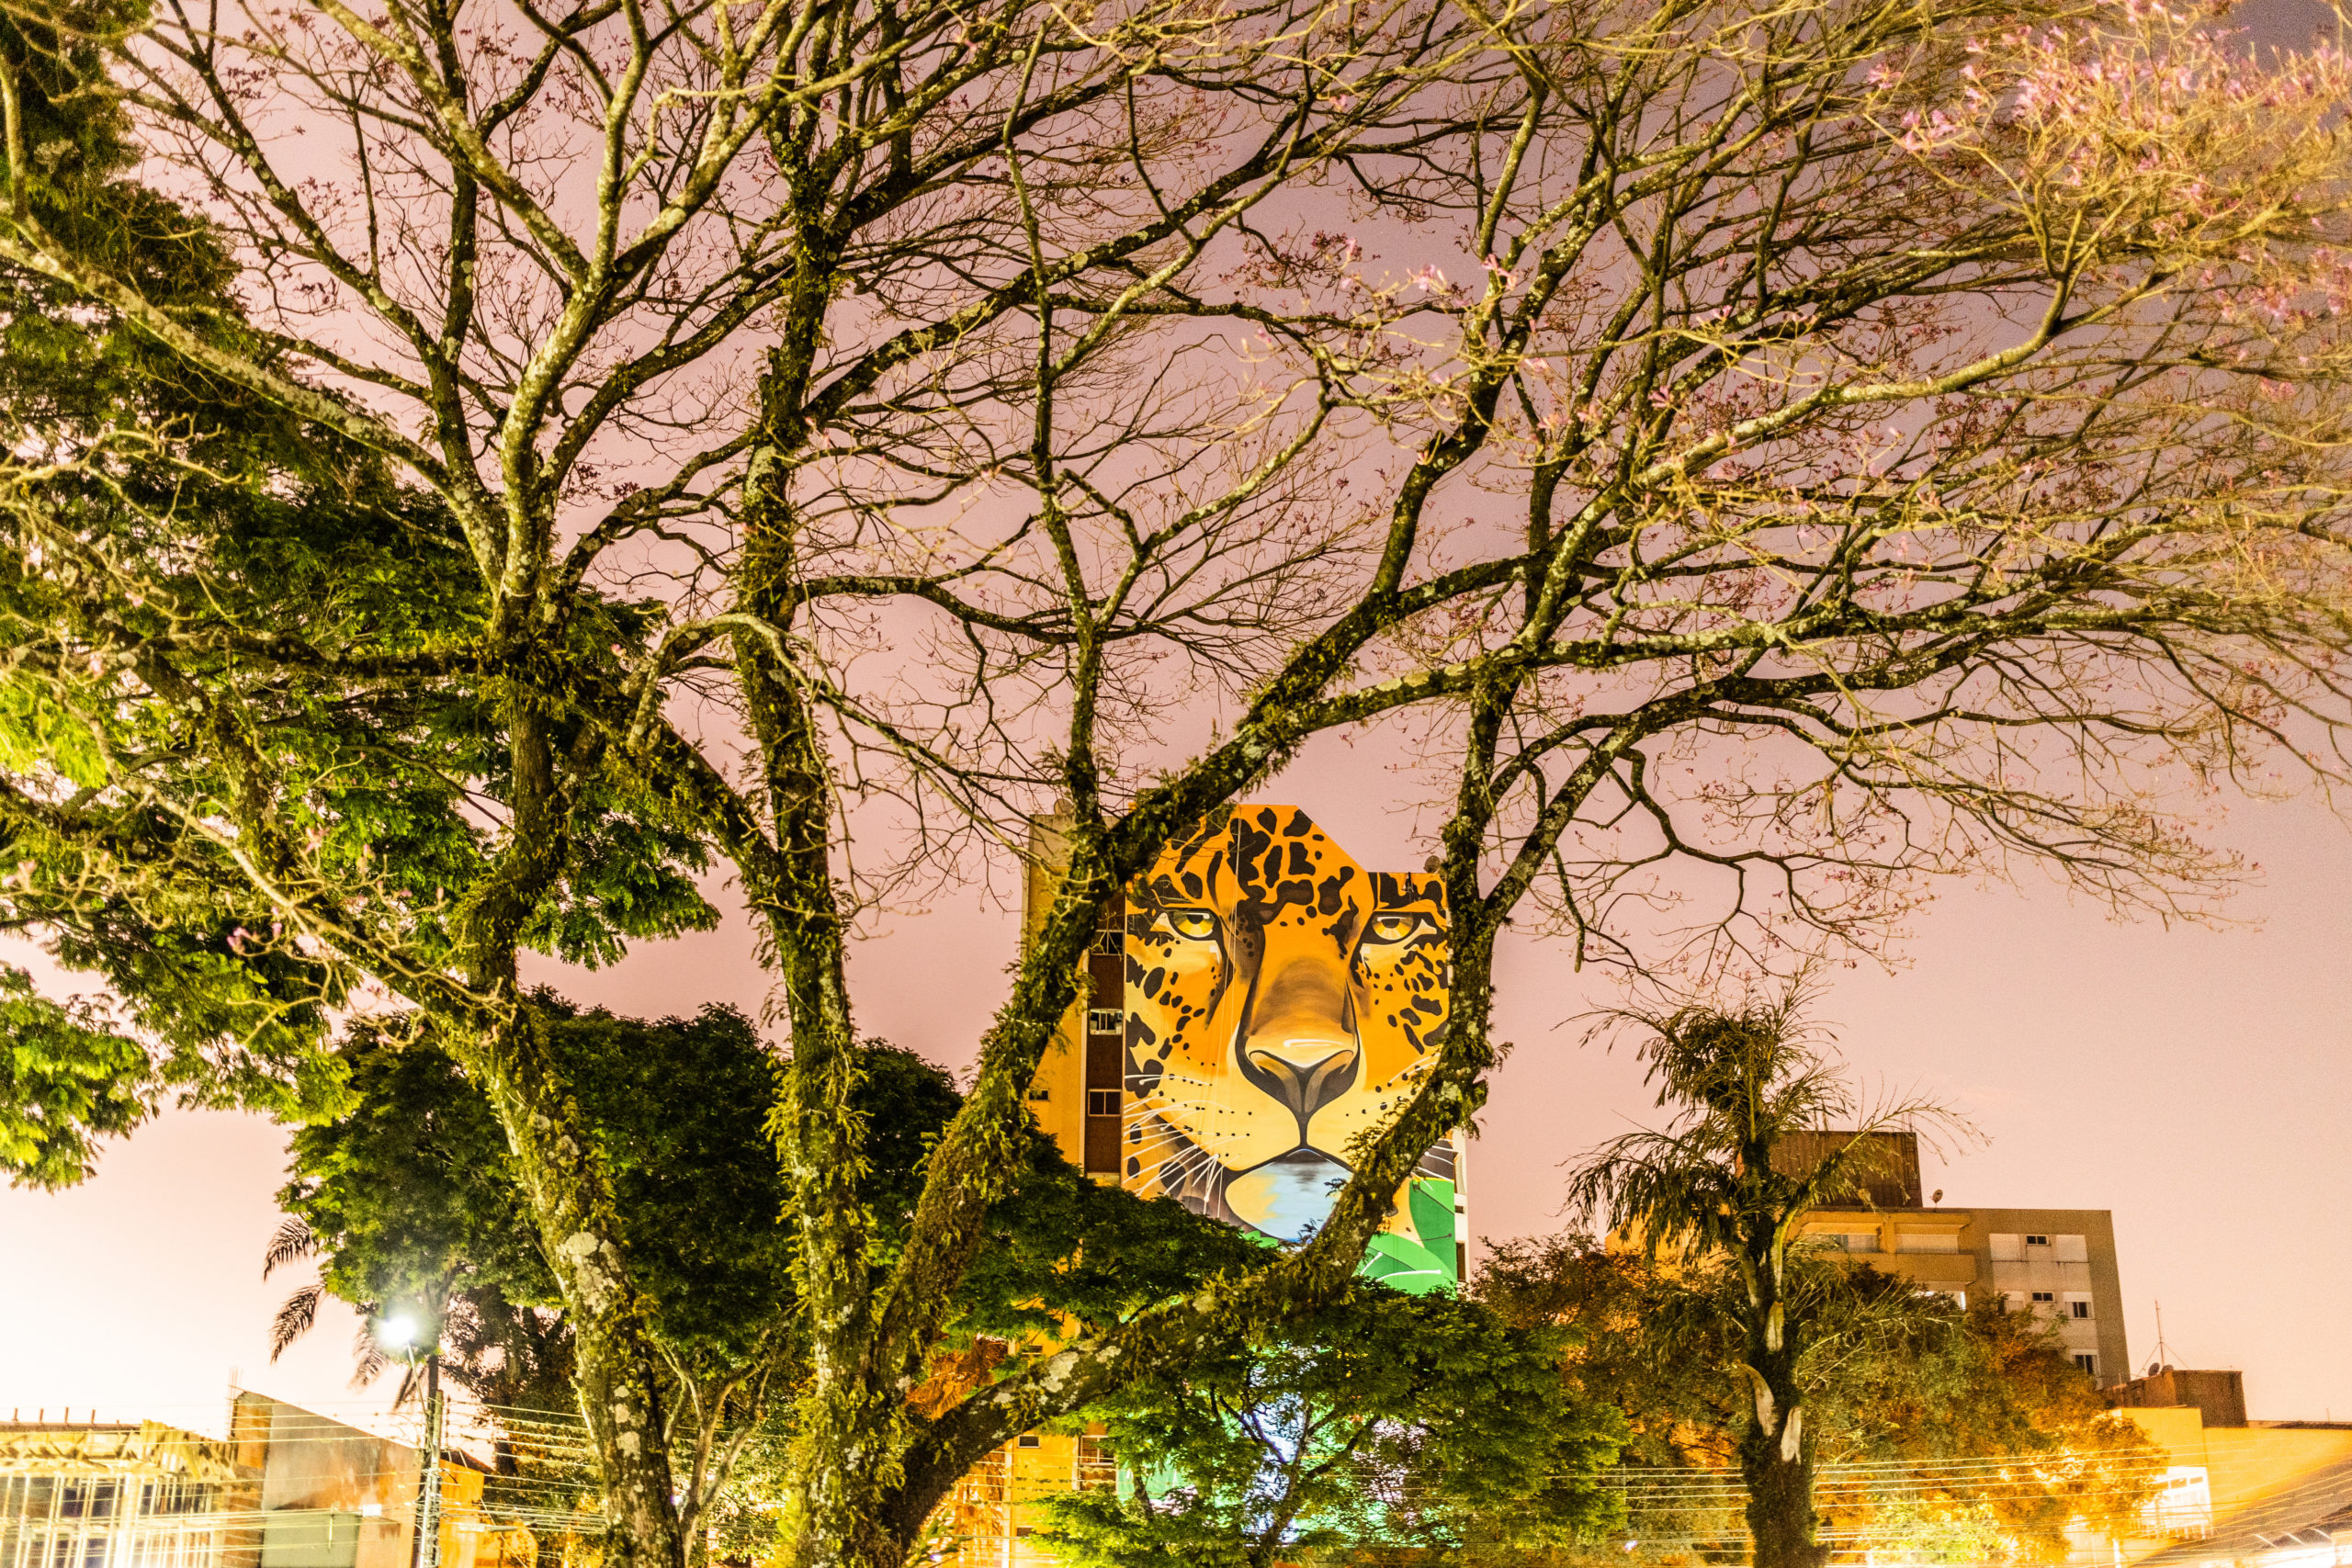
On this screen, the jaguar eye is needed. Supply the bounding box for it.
[1363,912,1429,944]
[1165,908,1218,941]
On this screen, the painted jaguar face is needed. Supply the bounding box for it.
[1123,805,1453,1244]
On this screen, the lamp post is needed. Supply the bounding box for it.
[381,1316,445,1568]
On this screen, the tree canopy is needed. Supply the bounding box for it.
[3,0,2351,1556]
[1044,1283,1627,1567]
[1481,1236,2160,1562]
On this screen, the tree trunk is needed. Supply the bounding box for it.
[1737,1294,1823,1568]
[1739,1433,1825,1568]
[464,1001,687,1568]
[731,412,907,1568]
[450,706,686,1568]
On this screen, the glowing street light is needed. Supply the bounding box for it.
[376,1310,443,1568]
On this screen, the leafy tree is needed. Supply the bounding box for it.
[1481,1236,2156,1562]
[266,1001,1272,1556]
[1561,995,1962,1568]
[268,998,797,1536]
[5,0,2352,1557]
[1476,1241,2154,1561]
[1833,1299,2160,1562]
[1043,1283,1627,1566]
[1478,1237,1747,1474]
[0,964,149,1188]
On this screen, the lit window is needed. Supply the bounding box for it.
[1086,1089,1119,1117]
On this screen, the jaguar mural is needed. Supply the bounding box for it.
[1123,805,1460,1292]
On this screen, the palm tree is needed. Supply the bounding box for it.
[1564,990,1962,1568]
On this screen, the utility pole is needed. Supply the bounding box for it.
[410,1350,444,1568]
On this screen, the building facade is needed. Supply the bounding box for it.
[0,1419,255,1568]
[1786,1134,2131,1385]
[1,1399,532,1568]
[2103,1386,2352,1568]
[948,807,1467,1561]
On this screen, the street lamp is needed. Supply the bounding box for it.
[379,1311,444,1568]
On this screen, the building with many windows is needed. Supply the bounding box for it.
[1783,1131,2132,1386]
[0,1418,254,1568]
[1,1399,532,1568]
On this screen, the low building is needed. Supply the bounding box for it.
[1,1398,535,1568]
[1784,1131,2131,1384]
[0,1416,257,1568]
[2099,1376,2352,1568]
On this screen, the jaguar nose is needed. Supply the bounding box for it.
[1243,1038,1360,1128]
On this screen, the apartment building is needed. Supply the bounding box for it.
[1785,1132,2131,1386]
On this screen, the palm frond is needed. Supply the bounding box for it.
[263,1217,318,1280]
[269,1284,322,1361]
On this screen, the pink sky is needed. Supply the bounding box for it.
[3,728,2346,1432]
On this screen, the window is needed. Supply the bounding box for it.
[1086,1089,1119,1117]
[2003,1292,2028,1313]
[2069,1298,2094,1319]
[1090,929,1124,954]
[2053,1235,2090,1263]
[2025,1234,2051,1247]
[2074,1353,2098,1376]
[1016,1434,1042,1449]
[1077,1434,1117,1492]
[2030,1290,2056,1303]
[1086,1009,1123,1035]
[1989,1234,2025,1260]
[1895,1231,1960,1254]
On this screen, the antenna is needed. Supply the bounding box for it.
[2148,1300,2178,1375]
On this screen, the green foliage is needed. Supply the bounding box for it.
[1041,1283,1627,1567]
[0,963,151,1188]
[279,1009,1268,1388]
[1477,1235,2161,1561]
[960,1134,1268,1342]
[0,34,716,1134]
[1477,1236,1743,1471]
[278,996,793,1371]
